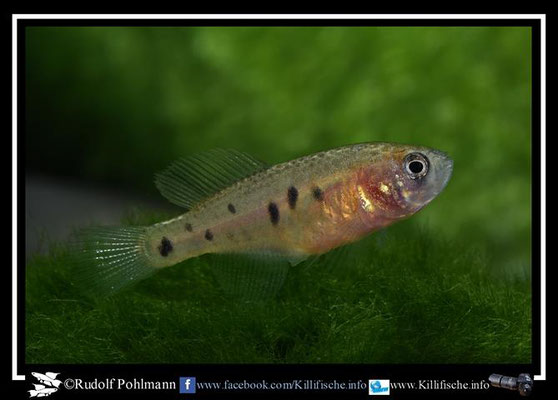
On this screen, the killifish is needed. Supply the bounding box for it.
[28,384,58,397]
[30,372,62,388]
[74,142,453,296]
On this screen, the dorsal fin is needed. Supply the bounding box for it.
[154,149,268,209]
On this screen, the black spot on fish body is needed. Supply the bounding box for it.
[287,186,298,209]
[185,223,193,232]
[228,203,236,214]
[313,187,324,201]
[158,237,173,257]
[205,229,214,241]
[268,202,280,225]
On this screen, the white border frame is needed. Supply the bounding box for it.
[12,13,546,382]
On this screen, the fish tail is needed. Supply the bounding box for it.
[70,226,157,296]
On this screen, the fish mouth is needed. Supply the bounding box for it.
[413,148,453,198]
[431,152,453,195]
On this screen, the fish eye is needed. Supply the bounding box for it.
[404,153,429,179]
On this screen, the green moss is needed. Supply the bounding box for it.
[26,216,530,364]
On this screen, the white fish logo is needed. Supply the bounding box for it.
[28,372,62,397]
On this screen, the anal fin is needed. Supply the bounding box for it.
[205,252,291,301]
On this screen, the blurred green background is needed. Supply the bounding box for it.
[26,26,531,271]
[25,26,532,363]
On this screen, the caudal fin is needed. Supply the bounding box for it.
[70,226,156,296]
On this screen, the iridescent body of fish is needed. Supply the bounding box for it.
[75,142,453,295]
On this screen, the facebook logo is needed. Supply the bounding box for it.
[179,377,196,393]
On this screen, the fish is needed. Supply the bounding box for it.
[28,384,58,397]
[30,372,62,388]
[73,142,453,297]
